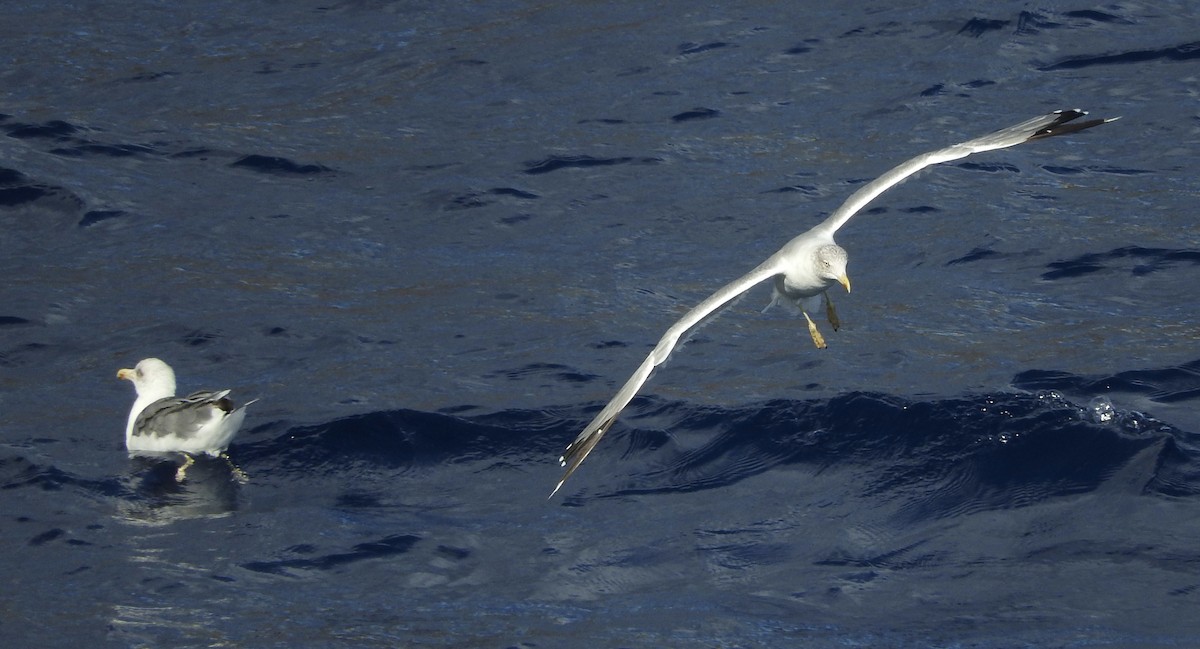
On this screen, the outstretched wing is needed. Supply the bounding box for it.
[551,257,785,497]
[812,109,1117,237]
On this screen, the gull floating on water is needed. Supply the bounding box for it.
[118,357,255,479]
[552,108,1118,497]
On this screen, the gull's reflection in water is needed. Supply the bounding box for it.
[108,453,249,645]
[116,453,244,525]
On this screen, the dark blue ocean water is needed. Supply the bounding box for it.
[2,1,1199,647]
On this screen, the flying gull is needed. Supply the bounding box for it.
[552,108,1117,497]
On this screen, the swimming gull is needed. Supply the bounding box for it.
[118,357,255,479]
[552,108,1118,497]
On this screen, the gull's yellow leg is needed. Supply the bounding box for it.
[175,454,195,482]
[803,311,827,349]
[222,452,250,484]
[824,291,841,331]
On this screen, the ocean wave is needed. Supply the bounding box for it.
[215,383,1192,514]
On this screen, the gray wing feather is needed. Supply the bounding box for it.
[134,389,232,439]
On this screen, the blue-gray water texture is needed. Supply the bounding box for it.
[2,2,1199,647]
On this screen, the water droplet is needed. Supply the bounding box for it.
[1088,396,1116,424]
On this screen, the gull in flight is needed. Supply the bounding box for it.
[118,357,256,480]
[552,108,1117,497]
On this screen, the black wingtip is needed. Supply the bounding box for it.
[1028,108,1116,141]
[549,417,617,498]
